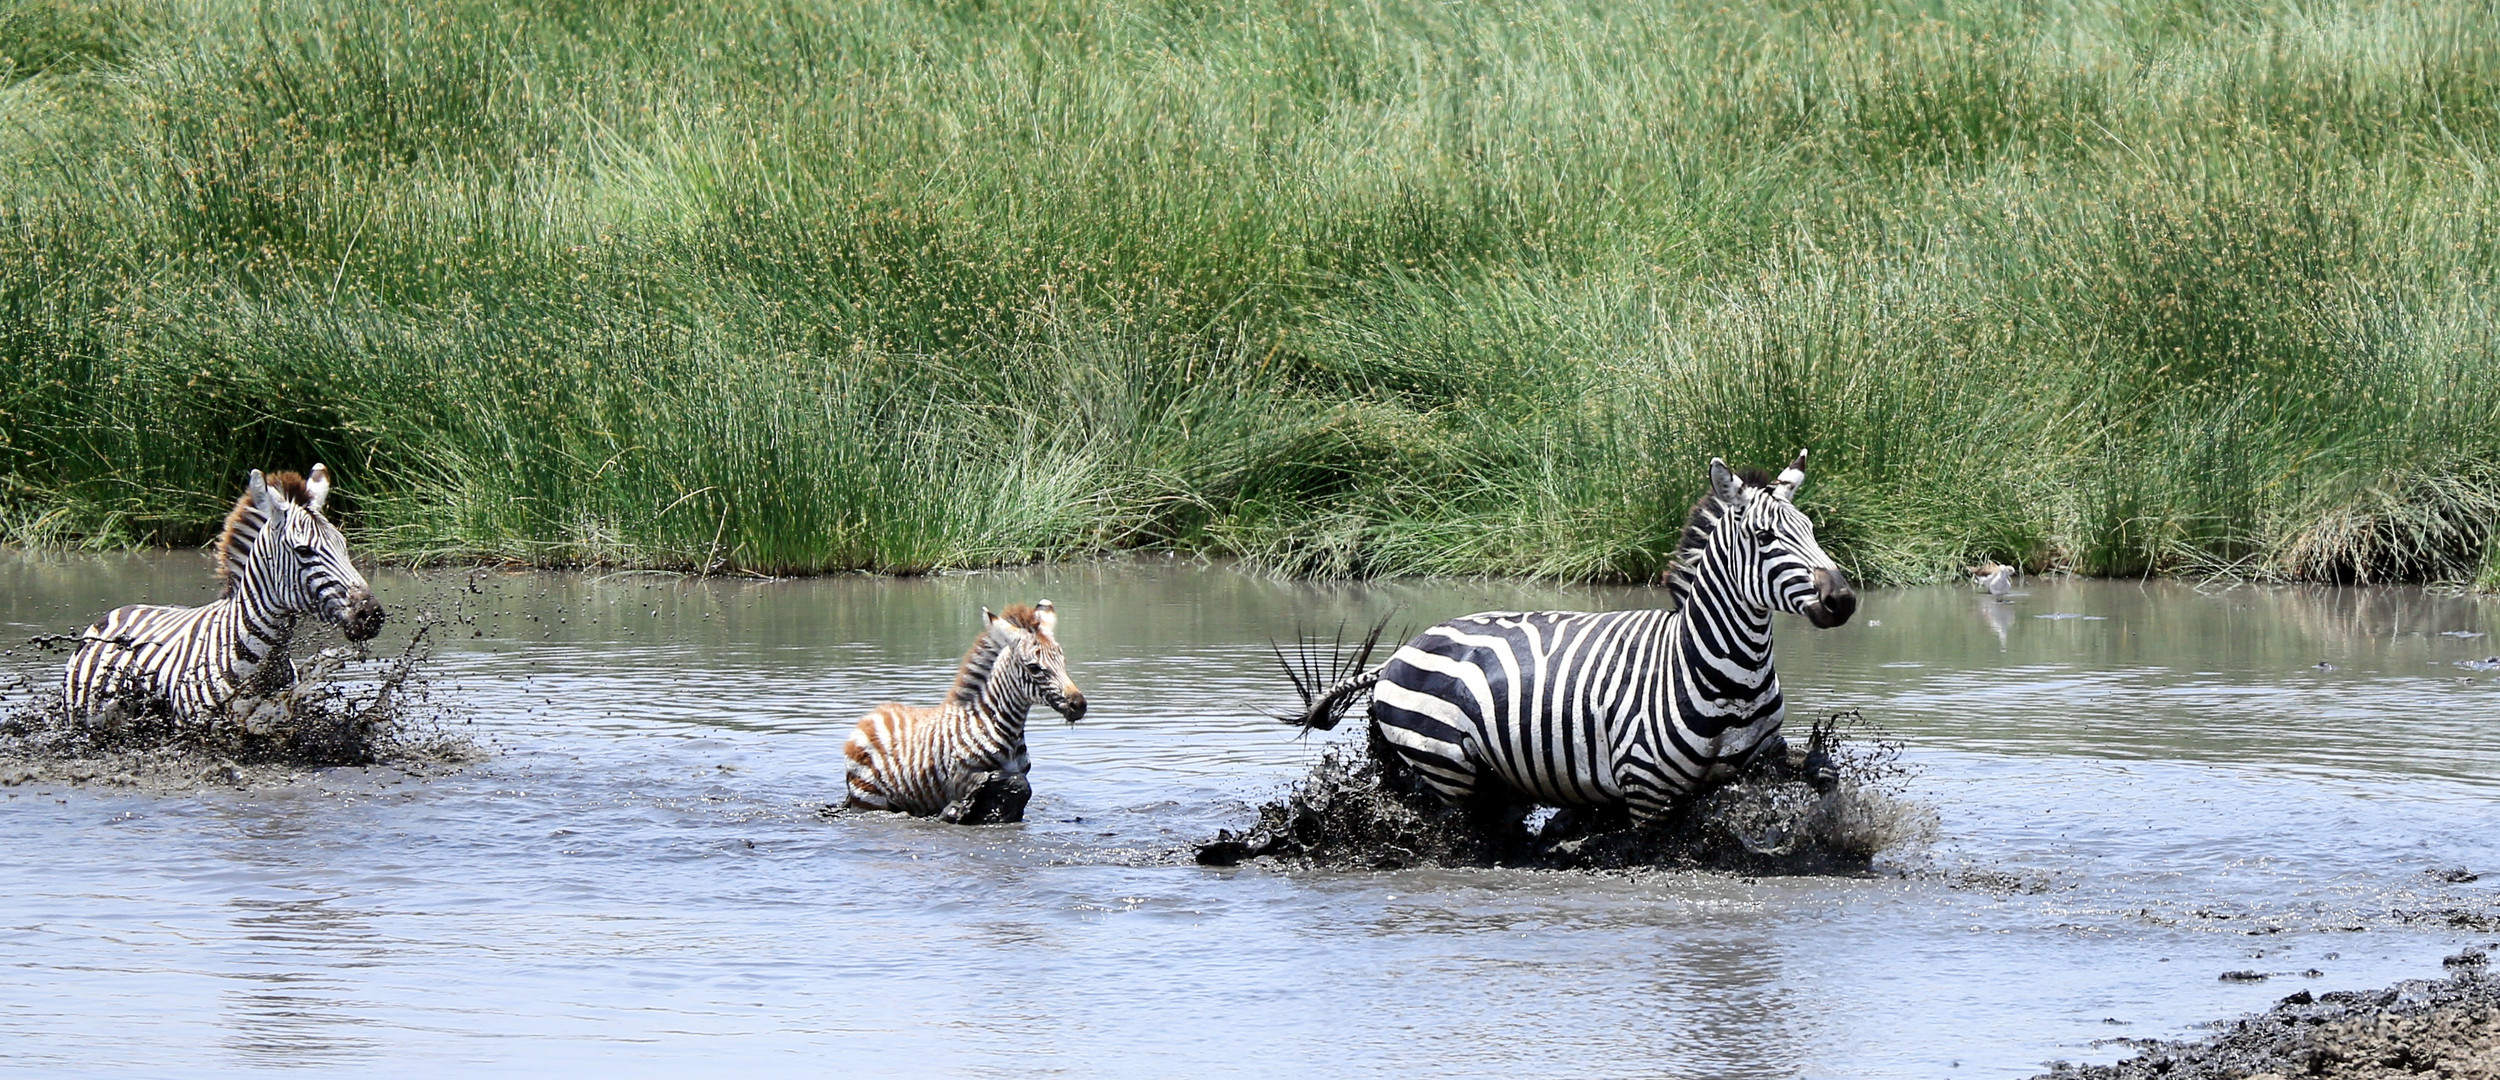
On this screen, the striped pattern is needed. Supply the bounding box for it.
[843,600,1087,824]
[63,466,386,726]
[1306,451,1856,824]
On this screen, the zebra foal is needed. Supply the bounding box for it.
[63,465,386,727]
[1291,451,1857,828]
[843,600,1086,825]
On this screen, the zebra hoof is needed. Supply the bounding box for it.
[1803,750,1840,794]
[1195,827,1279,866]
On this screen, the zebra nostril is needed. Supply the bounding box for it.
[339,593,386,641]
[1805,568,1856,628]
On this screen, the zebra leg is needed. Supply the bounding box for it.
[948,770,1030,825]
[1541,802,1631,840]
[1800,740,1839,793]
[1461,783,1531,840]
[1733,732,1837,792]
[1366,711,1483,808]
[940,769,1027,824]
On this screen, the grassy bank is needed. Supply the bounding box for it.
[2,0,2497,584]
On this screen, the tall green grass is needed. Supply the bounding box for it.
[2,0,2497,582]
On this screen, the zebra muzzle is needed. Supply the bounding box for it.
[1047,687,1087,723]
[337,589,387,641]
[1803,568,1856,629]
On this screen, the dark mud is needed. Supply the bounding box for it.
[1198,712,1937,873]
[2040,963,2500,1080]
[0,613,481,793]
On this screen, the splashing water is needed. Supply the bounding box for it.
[1198,710,1937,872]
[0,611,480,791]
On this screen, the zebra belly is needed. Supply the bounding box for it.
[844,704,1029,817]
[1371,619,1637,808]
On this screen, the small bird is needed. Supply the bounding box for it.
[1969,562,2016,598]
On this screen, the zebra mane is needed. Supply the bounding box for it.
[1666,466,1774,599]
[215,471,311,598]
[995,603,1044,634]
[947,603,1042,705]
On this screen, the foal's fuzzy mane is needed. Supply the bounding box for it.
[215,471,311,598]
[995,603,1043,633]
[948,603,1048,704]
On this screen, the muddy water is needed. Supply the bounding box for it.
[2,552,2496,1079]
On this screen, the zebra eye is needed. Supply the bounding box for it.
[1753,528,1776,546]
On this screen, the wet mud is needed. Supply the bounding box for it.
[1198,711,1937,873]
[2040,963,2500,1080]
[0,613,480,792]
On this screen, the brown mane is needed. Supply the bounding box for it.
[946,603,1048,705]
[995,603,1042,633]
[215,471,310,597]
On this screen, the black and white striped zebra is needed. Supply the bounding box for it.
[1291,451,1856,824]
[63,465,386,726]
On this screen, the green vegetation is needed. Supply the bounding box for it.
[2,0,2496,583]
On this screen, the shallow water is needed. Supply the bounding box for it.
[2,552,2497,1078]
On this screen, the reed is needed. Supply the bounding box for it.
[3,0,2496,583]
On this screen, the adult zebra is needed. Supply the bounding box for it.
[1290,451,1855,825]
[63,465,386,726]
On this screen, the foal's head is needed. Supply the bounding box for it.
[982,600,1086,722]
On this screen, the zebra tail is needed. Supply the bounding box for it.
[1272,612,1395,731]
[1290,669,1381,731]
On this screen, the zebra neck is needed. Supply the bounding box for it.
[967,679,1034,747]
[947,637,1032,748]
[210,580,306,685]
[1672,568,1777,692]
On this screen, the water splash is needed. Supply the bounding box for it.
[0,611,480,790]
[1199,710,1936,872]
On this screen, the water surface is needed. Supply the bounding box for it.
[3,553,2496,1078]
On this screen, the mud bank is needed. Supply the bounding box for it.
[0,616,481,793]
[2041,962,2500,1079]
[1198,713,1936,872]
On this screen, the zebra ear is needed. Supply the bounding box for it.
[1032,599,1057,637]
[247,469,278,512]
[305,464,332,512]
[1708,458,1743,503]
[1773,449,1807,503]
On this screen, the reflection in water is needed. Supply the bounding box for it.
[0,553,2497,1078]
[212,804,388,1068]
[1980,595,2019,649]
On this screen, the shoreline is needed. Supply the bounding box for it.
[3,543,2497,593]
[2039,963,2500,1079]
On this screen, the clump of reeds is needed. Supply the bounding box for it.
[2,0,2497,584]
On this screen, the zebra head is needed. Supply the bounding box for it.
[1694,450,1856,629]
[984,599,1086,722]
[241,465,386,641]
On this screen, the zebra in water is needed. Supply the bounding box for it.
[1289,451,1856,826]
[842,601,1087,825]
[63,465,386,727]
